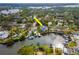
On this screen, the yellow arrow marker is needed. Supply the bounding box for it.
[34,17,43,26]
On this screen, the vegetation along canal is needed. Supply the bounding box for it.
[0,33,65,55]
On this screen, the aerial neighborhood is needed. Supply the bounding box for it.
[0,3,79,55]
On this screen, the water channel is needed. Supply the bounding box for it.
[0,33,65,55]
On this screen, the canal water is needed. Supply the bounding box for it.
[0,33,65,55]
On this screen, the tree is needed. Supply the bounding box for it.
[67,41,77,54]
[67,41,77,48]
[3,38,14,46]
[38,45,53,55]
[54,48,62,55]
[18,46,34,55]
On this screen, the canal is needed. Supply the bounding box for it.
[0,33,65,55]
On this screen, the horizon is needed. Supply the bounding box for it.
[0,3,79,8]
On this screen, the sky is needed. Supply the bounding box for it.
[0,0,79,3]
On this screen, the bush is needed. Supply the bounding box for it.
[18,45,53,55]
[55,48,62,55]
[67,41,77,48]
[3,38,14,46]
[18,46,34,55]
[0,39,4,44]
[19,35,25,41]
[38,45,53,55]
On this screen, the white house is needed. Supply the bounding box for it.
[1,9,20,14]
